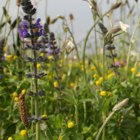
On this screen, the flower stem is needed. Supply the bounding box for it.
[83,8,112,80]
[75,104,78,133]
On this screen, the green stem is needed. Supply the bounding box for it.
[75,104,78,133]
[126,24,139,80]
[83,102,86,125]
[45,0,48,20]
[95,112,115,140]
[26,127,28,140]
[82,8,112,80]
[102,43,105,89]
[95,24,99,68]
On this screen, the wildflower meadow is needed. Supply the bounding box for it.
[0,0,140,140]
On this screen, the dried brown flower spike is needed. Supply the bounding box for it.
[16,0,21,6]
[19,93,29,127]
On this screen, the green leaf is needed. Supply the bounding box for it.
[63,91,76,104]
[62,133,70,140]
[56,114,64,128]
[71,133,84,140]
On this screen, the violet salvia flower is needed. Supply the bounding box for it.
[19,1,48,139]
[0,38,5,72]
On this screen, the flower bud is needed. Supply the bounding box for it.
[16,0,21,6]
[110,26,121,34]
[111,2,122,10]
[50,17,58,24]
[112,98,129,112]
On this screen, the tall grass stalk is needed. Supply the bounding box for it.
[82,8,112,80]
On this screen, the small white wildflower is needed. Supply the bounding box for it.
[67,41,75,52]
[119,21,130,32]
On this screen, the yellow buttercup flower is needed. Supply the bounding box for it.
[139,104,140,109]
[37,64,41,68]
[62,74,66,80]
[69,63,72,67]
[14,97,19,102]
[49,76,52,80]
[131,68,136,72]
[68,122,74,128]
[7,54,12,59]
[4,47,7,51]
[99,77,103,82]
[70,83,75,87]
[8,137,12,140]
[22,89,26,94]
[124,66,127,71]
[40,53,44,57]
[90,66,96,71]
[93,74,98,78]
[47,63,50,67]
[48,56,53,60]
[54,81,58,88]
[20,130,27,137]
[42,114,47,117]
[96,81,101,86]
[14,56,18,59]
[46,71,50,75]
[100,91,106,96]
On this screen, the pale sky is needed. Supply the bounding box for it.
[0,0,139,42]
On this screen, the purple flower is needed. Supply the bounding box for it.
[20,20,28,27]
[48,50,54,55]
[0,75,2,79]
[1,56,5,60]
[115,61,120,66]
[19,27,29,38]
[35,18,43,29]
[56,48,61,54]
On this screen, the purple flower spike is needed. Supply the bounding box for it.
[0,75,2,79]
[56,48,62,54]
[35,18,43,29]
[48,50,54,55]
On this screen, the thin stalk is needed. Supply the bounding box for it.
[45,0,48,20]
[95,112,115,140]
[4,0,10,42]
[26,127,28,140]
[16,6,20,56]
[95,24,99,68]
[0,0,9,26]
[82,8,112,80]
[126,24,139,80]
[83,102,86,125]
[102,43,105,89]
[75,104,78,133]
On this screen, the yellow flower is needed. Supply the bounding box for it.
[14,56,18,59]
[54,81,58,88]
[49,76,52,80]
[99,63,102,68]
[99,77,103,82]
[14,97,19,102]
[20,130,27,137]
[13,92,18,97]
[131,68,136,72]
[124,66,127,71]
[47,63,50,67]
[23,78,26,81]
[70,83,75,87]
[22,89,26,94]
[48,56,53,60]
[139,104,140,109]
[69,63,72,67]
[37,64,41,68]
[80,61,82,64]
[4,47,7,51]
[114,58,118,62]
[108,73,114,79]
[93,74,98,78]
[108,92,112,96]
[8,137,12,140]
[62,74,66,80]
[7,54,12,59]
[42,114,47,117]
[90,66,96,70]
[68,122,74,128]
[100,91,106,96]
[46,71,50,75]
[96,81,101,86]
[119,21,130,32]
[107,70,111,74]
[40,53,44,57]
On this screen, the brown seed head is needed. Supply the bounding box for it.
[111,2,122,10]
[16,0,21,6]
[69,14,74,22]
[19,93,29,127]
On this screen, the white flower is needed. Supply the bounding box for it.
[119,21,130,32]
[67,41,75,52]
